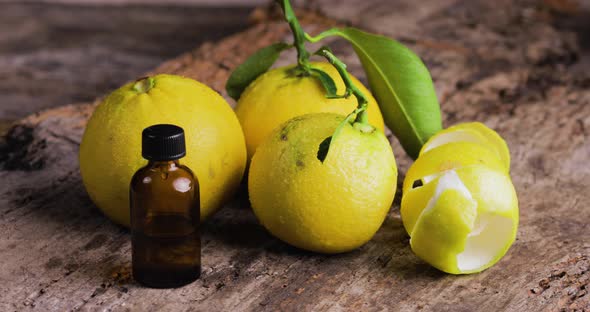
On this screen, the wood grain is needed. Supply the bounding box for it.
[0,0,589,311]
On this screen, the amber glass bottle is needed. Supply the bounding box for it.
[130,124,200,288]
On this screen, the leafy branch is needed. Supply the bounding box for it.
[225,0,443,159]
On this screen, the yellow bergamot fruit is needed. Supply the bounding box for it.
[80,74,247,226]
[235,62,384,160]
[248,113,397,253]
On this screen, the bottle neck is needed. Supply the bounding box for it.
[147,159,181,170]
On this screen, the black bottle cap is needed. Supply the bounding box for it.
[142,124,186,161]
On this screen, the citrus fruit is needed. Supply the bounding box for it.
[79,74,246,227]
[401,165,518,274]
[248,113,397,253]
[419,122,510,171]
[235,61,385,159]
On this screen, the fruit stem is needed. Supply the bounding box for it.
[305,28,340,43]
[133,77,155,93]
[277,0,311,73]
[316,49,371,127]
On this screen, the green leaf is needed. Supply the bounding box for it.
[321,27,442,159]
[225,42,291,101]
[309,67,338,98]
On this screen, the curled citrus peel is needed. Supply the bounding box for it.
[403,141,506,193]
[419,122,511,171]
[401,123,518,274]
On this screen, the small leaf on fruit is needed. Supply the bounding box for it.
[310,67,338,98]
[225,42,291,101]
[317,136,332,163]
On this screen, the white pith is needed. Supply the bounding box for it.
[456,213,513,272]
[421,173,439,185]
[410,169,513,273]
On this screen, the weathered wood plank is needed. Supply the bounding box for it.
[1,1,589,311]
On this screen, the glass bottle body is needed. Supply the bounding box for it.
[130,160,200,288]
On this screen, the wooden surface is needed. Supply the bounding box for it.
[1,0,589,311]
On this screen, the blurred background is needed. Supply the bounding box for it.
[0,0,269,132]
[1,0,588,133]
